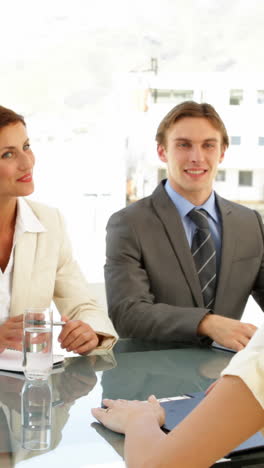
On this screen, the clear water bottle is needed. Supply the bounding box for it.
[23,307,53,380]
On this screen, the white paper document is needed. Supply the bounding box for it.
[0,349,64,373]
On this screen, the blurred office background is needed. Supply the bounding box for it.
[2,0,264,325]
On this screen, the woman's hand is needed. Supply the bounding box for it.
[58,316,99,354]
[92,395,165,434]
[0,315,24,352]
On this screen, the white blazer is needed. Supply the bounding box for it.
[10,199,118,350]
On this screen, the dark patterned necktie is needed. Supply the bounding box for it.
[188,209,216,308]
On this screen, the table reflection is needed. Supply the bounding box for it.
[21,380,52,451]
[0,351,116,465]
[0,407,12,467]
[94,345,232,461]
[101,346,232,401]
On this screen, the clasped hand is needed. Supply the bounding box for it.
[0,315,99,355]
[58,316,99,354]
[198,314,257,351]
[0,315,23,352]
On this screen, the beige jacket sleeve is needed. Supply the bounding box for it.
[11,200,118,351]
[53,210,118,350]
[221,322,264,410]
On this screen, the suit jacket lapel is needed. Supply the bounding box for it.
[10,232,37,317]
[151,183,204,306]
[214,195,235,311]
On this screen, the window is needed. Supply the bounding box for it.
[258,137,264,146]
[239,171,253,187]
[257,90,264,104]
[151,89,193,104]
[215,170,226,182]
[229,89,243,105]
[230,136,241,145]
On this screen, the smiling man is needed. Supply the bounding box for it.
[157,116,225,205]
[105,101,264,351]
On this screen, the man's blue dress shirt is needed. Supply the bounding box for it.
[165,180,222,273]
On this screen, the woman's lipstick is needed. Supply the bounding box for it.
[17,173,32,182]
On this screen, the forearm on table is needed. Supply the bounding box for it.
[167,375,264,468]
[110,301,206,341]
[126,376,264,468]
[124,413,166,468]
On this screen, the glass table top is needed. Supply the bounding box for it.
[0,340,263,468]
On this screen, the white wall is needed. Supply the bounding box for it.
[215,168,264,201]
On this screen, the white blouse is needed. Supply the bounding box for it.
[0,198,45,322]
[221,321,264,410]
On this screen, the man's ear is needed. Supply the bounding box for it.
[219,146,226,164]
[157,144,167,163]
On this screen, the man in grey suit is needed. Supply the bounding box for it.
[105,101,264,351]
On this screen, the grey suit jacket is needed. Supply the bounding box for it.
[105,181,264,343]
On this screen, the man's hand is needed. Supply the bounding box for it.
[0,315,23,352]
[58,316,99,354]
[197,314,257,351]
[92,395,165,434]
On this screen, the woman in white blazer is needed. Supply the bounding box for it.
[0,105,117,354]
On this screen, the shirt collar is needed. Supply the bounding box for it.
[16,198,46,234]
[165,179,218,222]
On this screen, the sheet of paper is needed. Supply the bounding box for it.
[211,341,236,353]
[0,349,64,373]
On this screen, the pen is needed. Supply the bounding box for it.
[26,320,66,326]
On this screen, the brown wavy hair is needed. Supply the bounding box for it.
[0,105,25,130]
[156,101,229,149]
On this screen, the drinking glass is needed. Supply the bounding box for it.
[21,380,52,450]
[23,307,53,380]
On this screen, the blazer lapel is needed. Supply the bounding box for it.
[10,232,37,317]
[213,195,236,312]
[151,183,204,306]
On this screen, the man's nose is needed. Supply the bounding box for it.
[189,145,204,162]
